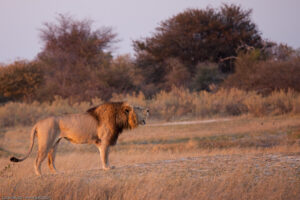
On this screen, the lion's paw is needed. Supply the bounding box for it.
[103,166,115,171]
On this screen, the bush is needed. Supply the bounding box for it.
[0,61,43,102]
[224,51,300,94]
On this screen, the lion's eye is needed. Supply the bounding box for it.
[125,109,130,114]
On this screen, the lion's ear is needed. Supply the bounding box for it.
[123,105,132,115]
[87,106,100,123]
[123,104,138,129]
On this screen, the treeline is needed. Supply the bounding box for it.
[0,5,300,103]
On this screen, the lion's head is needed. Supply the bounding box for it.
[120,103,149,129]
[133,106,149,125]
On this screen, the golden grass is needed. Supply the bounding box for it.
[0,115,300,199]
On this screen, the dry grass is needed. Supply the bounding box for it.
[0,115,300,199]
[1,88,300,128]
[0,96,103,127]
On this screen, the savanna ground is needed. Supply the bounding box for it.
[0,115,300,200]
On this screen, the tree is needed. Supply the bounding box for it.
[133,4,263,94]
[38,14,117,101]
[0,61,43,102]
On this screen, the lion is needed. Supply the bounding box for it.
[10,102,149,176]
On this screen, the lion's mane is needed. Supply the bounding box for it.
[87,102,138,145]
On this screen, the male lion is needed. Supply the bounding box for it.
[10,102,149,176]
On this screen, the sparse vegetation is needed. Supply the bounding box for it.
[0,115,299,199]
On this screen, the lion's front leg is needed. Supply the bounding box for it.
[97,143,114,170]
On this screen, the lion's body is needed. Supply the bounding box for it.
[10,102,148,176]
[37,114,98,145]
[58,114,99,144]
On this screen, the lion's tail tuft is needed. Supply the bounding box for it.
[10,157,20,162]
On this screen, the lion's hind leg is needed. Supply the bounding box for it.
[35,150,48,176]
[34,118,60,176]
[47,138,62,173]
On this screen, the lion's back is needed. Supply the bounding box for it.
[58,114,97,129]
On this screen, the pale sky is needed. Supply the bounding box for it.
[0,0,300,64]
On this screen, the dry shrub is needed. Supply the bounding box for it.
[224,52,300,94]
[266,89,295,115]
[0,61,43,102]
[151,87,196,120]
[150,87,300,119]
[193,88,249,117]
[244,89,299,117]
[292,95,300,113]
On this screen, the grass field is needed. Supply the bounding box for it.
[0,115,300,199]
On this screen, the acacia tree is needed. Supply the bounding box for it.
[133,4,263,94]
[38,14,118,101]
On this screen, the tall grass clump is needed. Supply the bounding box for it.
[151,87,196,120]
[193,88,250,117]
[244,89,300,116]
[110,91,147,107]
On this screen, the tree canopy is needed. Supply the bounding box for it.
[133,4,263,94]
[37,14,118,101]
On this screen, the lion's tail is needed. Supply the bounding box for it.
[10,125,37,162]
